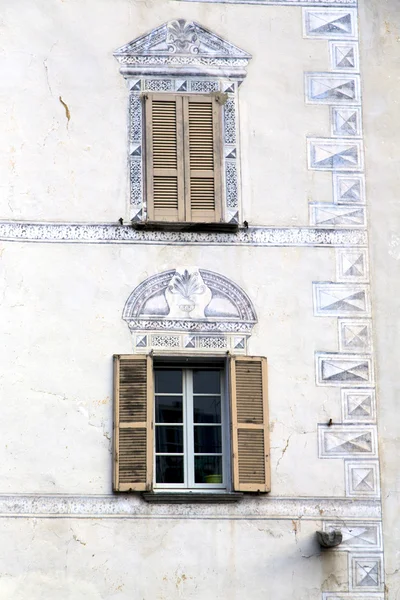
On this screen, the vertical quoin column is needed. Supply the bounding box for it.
[303,7,383,597]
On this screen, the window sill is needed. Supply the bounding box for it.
[131,221,239,233]
[142,492,243,504]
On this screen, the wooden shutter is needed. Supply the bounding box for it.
[113,354,153,492]
[230,356,270,492]
[183,95,222,222]
[145,94,185,222]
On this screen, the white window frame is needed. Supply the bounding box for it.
[153,365,231,491]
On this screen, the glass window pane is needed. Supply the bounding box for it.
[155,396,183,423]
[194,456,222,484]
[193,395,221,423]
[193,370,221,394]
[155,369,182,394]
[156,456,184,484]
[156,426,183,453]
[194,426,222,453]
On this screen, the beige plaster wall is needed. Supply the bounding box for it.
[359,0,400,597]
[0,242,343,496]
[0,1,390,598]
[0,518,348,600]
[0,1,331,226]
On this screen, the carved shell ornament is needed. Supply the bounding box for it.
[166,19,200,55]
[168,269,206,312]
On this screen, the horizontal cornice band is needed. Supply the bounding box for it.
[0,495,380,520]
[0,222,367,247]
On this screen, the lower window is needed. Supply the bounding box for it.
[154,366,228,490]
[113,354,270,495]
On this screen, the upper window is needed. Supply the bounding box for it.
[113,19,252,225]
[113,354,270,495]
[145,93,223,223]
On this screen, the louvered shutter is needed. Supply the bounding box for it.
[113,355,154,492]
[183,95,222,222]
[230,356,270,492]
[145,94,185,222]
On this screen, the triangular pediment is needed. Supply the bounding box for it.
[114,19,251,60]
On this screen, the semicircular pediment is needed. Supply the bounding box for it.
[123,267,257,333]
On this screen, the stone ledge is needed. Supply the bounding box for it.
[142,493,244,504]
[0,222,367,247]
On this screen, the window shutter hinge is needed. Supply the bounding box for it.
[211,91,228,105]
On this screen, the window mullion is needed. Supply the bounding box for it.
[186,369,195,488]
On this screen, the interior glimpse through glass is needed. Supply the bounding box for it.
[154,367,224,488]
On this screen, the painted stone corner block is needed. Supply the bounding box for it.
[333,174,365,204]
[309,203,366,227]
[307,138,363,171]
[329,41,360,72]
[331,107,362,137]
[336,249,369,282]
[349,553,384,592]
[345,460,380,497]
[338,319,372,353]
[318,424,378,458]
[323,521,383,551]
[315,352,374,387]
[305,73,361,105]
[341,388,376,422]
[303,8,358,40]
[313,283,371,317]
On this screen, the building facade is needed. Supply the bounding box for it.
[0,0,398,598]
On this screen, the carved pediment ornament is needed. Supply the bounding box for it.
[123,267,257,335]
[114,19,251,78]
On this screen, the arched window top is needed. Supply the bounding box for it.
[122,267,257,353]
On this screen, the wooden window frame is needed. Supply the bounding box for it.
[153,366,230,491]
[144,93,223,224]
[113,354,270,495]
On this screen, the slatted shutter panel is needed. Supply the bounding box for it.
[113,354,154,492]
[183,95,222,222]
[145,94,185,222]
[230,356,270,492]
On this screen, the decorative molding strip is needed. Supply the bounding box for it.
[178,1,357,6]
[0,223,368,247]
[0,495,380,520]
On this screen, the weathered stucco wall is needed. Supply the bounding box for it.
[1,0,396,599]
[359,1,400,598]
